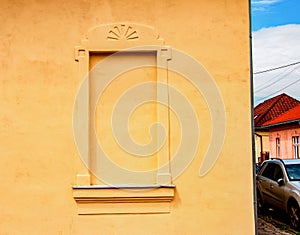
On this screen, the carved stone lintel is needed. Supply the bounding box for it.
[74,23,164,55]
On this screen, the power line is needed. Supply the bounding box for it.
[254,61,300,74]
[256,77,300,102]
[255,64,300,92]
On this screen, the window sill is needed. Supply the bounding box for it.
[72,185,175,215]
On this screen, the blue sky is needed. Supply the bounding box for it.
[251,0,300,105]
[251,0,300,31]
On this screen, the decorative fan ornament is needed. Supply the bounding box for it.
[107,24,139,41]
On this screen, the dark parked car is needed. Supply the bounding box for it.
[256,159,300,229]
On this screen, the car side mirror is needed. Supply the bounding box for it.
[277,178,284,186]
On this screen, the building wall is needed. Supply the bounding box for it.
[269,125,300,159]
[255,131,270,162]
[0,0,254,234]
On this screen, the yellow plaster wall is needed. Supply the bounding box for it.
[255,131,270,162]
[0,0,254,234]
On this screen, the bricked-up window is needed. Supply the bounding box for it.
[72,23,175,215]
[89,51,161,186]
[293,136,299,159]
[73,23,172,187]
[276,138,280,158]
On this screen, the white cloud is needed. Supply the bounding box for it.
[252,0,281,5]
[251,0,282,12]
[252,24,300,104]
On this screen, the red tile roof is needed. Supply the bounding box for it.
[254,93,300,126]
[262,104,300,126]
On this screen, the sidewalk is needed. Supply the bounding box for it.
[258,217,293,235]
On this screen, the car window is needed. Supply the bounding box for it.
[273,165,283,181]
[286,164,300,181]
[258,162,267,175]
[261,163,283,181]
[261,163,275,179]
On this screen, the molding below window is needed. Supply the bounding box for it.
[72,185,175,215]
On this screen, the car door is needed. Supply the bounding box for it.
[269,164,285,210]
[258,163,275,204]
[258,163,285,209]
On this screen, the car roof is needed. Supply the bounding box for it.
[281,159,300,165]
[267,159,300,165]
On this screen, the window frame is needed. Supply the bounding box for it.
[72,23,175,215]
[276,137,281,159]
[293,136,299,159]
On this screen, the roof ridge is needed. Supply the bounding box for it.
[254,93,300,127]
[254,94,285,125]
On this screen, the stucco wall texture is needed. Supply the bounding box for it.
[0,0,254,234]
[269,127,300,158]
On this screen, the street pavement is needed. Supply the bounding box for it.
[258,217,295,235]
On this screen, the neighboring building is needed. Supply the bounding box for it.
[254,93,300,163]
[0,1,255,234]
[262,104,300,159]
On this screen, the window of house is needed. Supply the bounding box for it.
[276,137,280,158]
[293,136,299,159]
